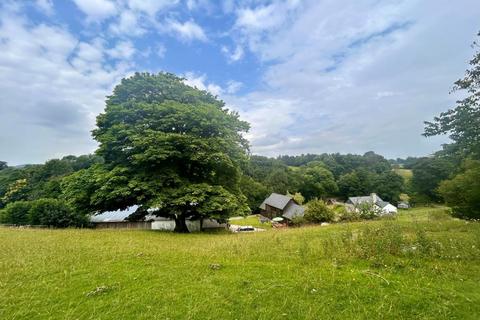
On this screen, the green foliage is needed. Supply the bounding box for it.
[239,176,270,212]
[0,155,102,209]
[67,72,251,232]
[0,161,7,170]
[338,170,371,198]
[299,162,338,200]
[304,198,335,223]
[438,159,480,219]
[106,72,223,108]
[0,201,32,225]
[0,199,87,227]
[150,183,250,223]
[335,205,360,222]
[411,157,455,202]
[357,202,384,220]
[28,198,88,228]
[424,32,480,159]
[372,171,404,203]
[1,178,28,204]
[287,191,305,205]
[264,167,301,195]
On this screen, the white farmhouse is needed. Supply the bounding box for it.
[346,193,397,215]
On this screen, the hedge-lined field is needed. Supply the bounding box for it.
[1,207,479,319]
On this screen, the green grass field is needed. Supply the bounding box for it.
[229,215,272,229]
[1,207,480,319]
[394,168,413,182]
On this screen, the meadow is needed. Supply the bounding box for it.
[1,207,479,319]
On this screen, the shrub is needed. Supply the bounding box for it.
[304,199,335,223]
[335,205,360,222]
[438,159,480,220]
[0,201,33,225]
[290,215,306,226]
[357,202,383,220]
[29,198,88,227]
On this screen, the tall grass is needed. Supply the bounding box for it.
[1,207,479,319]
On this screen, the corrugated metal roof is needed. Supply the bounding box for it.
[90,205,139,222]
[259,193,293,210]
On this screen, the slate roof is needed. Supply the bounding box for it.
[376,200,391,209]
[282,203,305,220]
[347,194,392,209]
[259,193,293,210]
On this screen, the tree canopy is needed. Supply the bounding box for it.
[66,72,250,232]
[424,32,480,159]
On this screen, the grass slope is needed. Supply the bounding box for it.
[394,168,413,183]
[1,207,480,319]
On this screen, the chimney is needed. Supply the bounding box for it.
[371,193,377,203]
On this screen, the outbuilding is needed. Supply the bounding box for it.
[259,193,305,221]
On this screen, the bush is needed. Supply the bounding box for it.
[438,160,480,220]
[1,199,88,227]
[29,198,88,227]
[336,205,360,222]
[0,201,33,225]
[357,202,383,220]
[290,215,306,226]
[304,199,335,223]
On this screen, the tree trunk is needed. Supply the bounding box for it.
[174,215,189,233]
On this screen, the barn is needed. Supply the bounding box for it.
[91,206,227,231]
[259,193,305,221]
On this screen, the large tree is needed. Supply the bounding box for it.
[66,72,250,232]
[423,32,480,217]
[298,162,338,200]
[424,31,480,159]
[411,157,454,202]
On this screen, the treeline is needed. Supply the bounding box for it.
[1,30,479,228]
[240,151,405,212]
[0,155,102,226]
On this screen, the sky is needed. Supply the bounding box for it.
[0,0,479,165]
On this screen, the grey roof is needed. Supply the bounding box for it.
[282,202,305,220]
[90,205,139,222]
[376,201,390,208]
[347,194,395,209]
[259,193,293,210]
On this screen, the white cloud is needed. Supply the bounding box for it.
[109,9,145,36]
[156,44,166,58]
[0,9,133,164]
[107,40,136,59]
[35,0,54,15]
[126,0,178,15]
[166,19,207,42]
[236,5,278,31]
[183,72,222,96]
[230,0,480,158]
[72,0,117,21]
[226,80,242,94]
[221,45,244,62]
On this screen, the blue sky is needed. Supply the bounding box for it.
[1,0,479,165]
